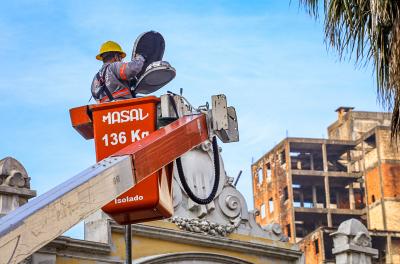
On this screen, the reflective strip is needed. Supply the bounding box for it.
[100,88,130,103]
[120,64,127,80]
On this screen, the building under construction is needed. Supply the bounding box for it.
[252,107,400,263]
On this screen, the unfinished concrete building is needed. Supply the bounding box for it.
[252,107,400,263]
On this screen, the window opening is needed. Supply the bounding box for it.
[257,168,263,184]
[260,203,266,219]
[269,198,274,213]
[314,239,319,254]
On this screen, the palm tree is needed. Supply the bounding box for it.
[299,0,400,138]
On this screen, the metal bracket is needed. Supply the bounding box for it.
[160,94,192,118]
[215,106,239,143]
[211,95,228,130]
[159,93,239,143]
[211,95,239,143]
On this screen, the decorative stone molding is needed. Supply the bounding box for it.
[0,157,30,189]
[169,217,238,237]
[331,219,378,264]
[171,145,288,242]
[0,157,36,217]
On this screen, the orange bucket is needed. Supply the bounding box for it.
[70,96,173,224]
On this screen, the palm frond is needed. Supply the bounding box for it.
[299,0,400,141]
[299,0,320,17]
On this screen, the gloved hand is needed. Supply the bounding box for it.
[134,53,146,62]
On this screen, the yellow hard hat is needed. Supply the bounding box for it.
[96,41,126,61]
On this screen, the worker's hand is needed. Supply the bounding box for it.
[134,53,146,62]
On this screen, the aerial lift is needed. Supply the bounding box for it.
[0,92,238,263]
[0,31,239,263]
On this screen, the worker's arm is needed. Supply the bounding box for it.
[109,55,145,81]
[91,75,101,98]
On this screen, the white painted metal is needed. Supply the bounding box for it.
[160,94,239,143]
[211,95,228,131]
[215,106,239,143]
[160,94,192,119]
[0,155,135,264]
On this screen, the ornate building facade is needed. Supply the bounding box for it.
[1,142,304,263]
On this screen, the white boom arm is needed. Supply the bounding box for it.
[0,156,134,264]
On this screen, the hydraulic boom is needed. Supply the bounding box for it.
[0,114,208,264]
[0,93,238,263]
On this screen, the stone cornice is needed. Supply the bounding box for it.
[0,185,36,198]
[111,223,302,260]
[40,235,111,255]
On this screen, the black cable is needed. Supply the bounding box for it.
[167,94,179,119]
[167,93,220,204]
[176,136,220,204]
[234,170,243,186]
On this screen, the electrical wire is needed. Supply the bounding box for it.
[176,136,220,204]
[167,94,220,204]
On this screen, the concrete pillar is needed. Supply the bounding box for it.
[284,142,296,242]
[336,191,340,209]
[322,144,332,227]
[331,219,378,264]
[375,132,388,230]
[346,150,351,173]
[310,154,314,170]
[0,194,19,216]
[349,183,355,210]
[312,185,317,207]
[84,210,112,243]
[386,235,393,263]
[322,143,328,173]
[299,191,304,207]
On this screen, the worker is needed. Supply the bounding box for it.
[91,41,147,103]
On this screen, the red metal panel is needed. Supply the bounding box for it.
[91,97,159,161]
[90,96,159,112]
[70,97,208,225]
[102,162,174,225]
[103,114,208,224]
[69,97,160,141]
[112,114,209,183]
[69,105,94,140]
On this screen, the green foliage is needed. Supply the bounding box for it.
[300,0,400,138]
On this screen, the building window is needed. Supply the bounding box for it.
[257,168,263,184]
[260,203,266,219]
[286,224,291,238]
[279,151,286,165]
[371,195,376,203]
[269,198,274,213]
[283,186,289,202]
[266,163,272,182]
[314,239,319,254]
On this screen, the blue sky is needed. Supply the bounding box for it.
[0,1,383,238]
